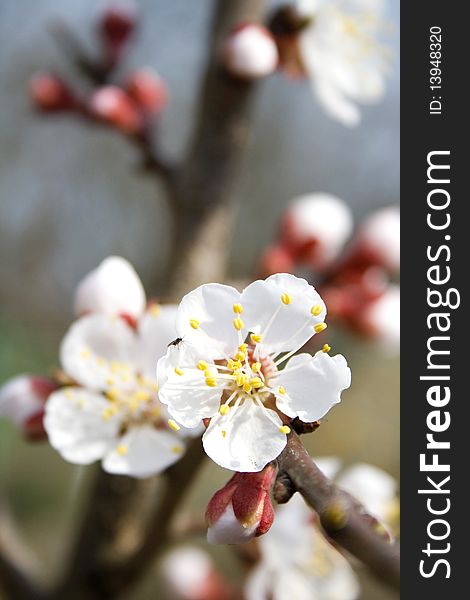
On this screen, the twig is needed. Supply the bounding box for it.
[276,431,400,592]
[0,504,44,600]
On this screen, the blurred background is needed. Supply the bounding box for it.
[0,0,399,598]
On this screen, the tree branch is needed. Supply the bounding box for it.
[0,504,44,600]
[276,431,400,592]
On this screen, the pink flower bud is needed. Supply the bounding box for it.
[206,465,277,545]
[344,206,400,274]
[360,285,400,352]
[160,547,233,600]
[74,256,146,320]
[89,86,143,134]
[259,244,295,277]
[29,73,76,112]
[98,1,138,64]
[281,193,353,270]
[0,375,56,440]
[223,24,279,80]
[126,68,168,115]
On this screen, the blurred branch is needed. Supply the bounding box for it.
[276,431,400,592]
[51,438,206,600]
[0,503,44,600]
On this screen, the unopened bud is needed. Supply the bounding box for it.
[160,547,233,600]
[98,1,138,65]
[0,375,56,440]
[126,68,168,115]
[259,244,295,277]
[344,206,400,274]
[74,256,146,320]
[281,193,353,270]
[206,464,277,544]
[360,285,400,353]
[89,86,143,133]
[29,73,76,112]
[223,23,278,80]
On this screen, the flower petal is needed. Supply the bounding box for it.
[274,352,351,422]
[157,345,223,428]
[207,503,258,545]
[44,388,120,464]
[136,304,178,377]
[176,283,241,359]
[60,314,137,391]
[241,274,326,355]
[203,400,286,472]
[102,425,185,478]
[74,256,146,319]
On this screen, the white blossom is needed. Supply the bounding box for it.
[245,493,360,600]
[157,273,351,472]
[45,304,187,478]
[74,256,146,319]
[223,24,279,80]
[297,0,389,126]
[357,206,400,272]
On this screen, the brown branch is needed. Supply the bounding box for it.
[276,431,400,592]
[0,504,44,600]
[50,438,205,600]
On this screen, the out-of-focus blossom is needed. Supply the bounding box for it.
[44,306,187,478]
[0,375,57,440]
[206,465,276,544]
[74,256,146,322]
[157,273,351,472]
[126,68,168,115]
[246,459,398,599]
[29,73,76,112]
[223,24,279,80]
[276,0,389,126]
[160,547,233,600]
[97,1,138,65]
[281,194,353,270]
[89,86,143,134]
[245,493,360,600]
[45,257,192,477]
[333,461,399,528]
[358,284,400,353]
[345,206,400,274]
[259,244,296,277]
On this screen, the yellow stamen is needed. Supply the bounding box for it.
[279,425,291,434]
[80,348,90,360]
[311,304,323,317]
[106,378,115,386]
[251,361,262,373]
[189,319,200,330]
[221,430,227,438]
[106,388,120,401]
[236,350,247,362]
[243,382,252,393]
[322,344,331,353]
[149,304,161,317]
[117,444,128,456]
[250,333,263,344]
[102,406,118,420]
[219,405,230,416]
[228,359,242,371]
[205,378,217,387]
[314,322,328,334]
[65,390,73,400]
[168,419,180,432]
[172,446,183,454]
[233,303,243,314]
[250,377,263,389]
[239,343,248,351]
[174,366,184,376]
[197,360,208,371]
[279,386,286,395]
[233,317,244,331]
[281,293,292,305]
[236,373,248,387]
